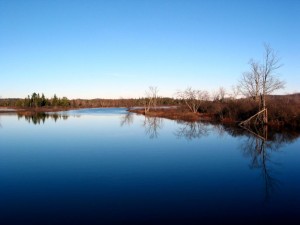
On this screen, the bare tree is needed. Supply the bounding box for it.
[143,86,159,114]
[229,85,240,100]
[239,44,284,102]
[260,44,285,111]
[239,44,285,124]
[218,87,226,102]
[238,69,260,101]
[176,87,209,113]
[212,86,226,102]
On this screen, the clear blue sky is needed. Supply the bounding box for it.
[1,0,299,99]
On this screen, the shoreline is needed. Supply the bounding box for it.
[128,107,299,128]
[1,106,299,128]
[0,107,17,113]
[0,107,71,115]
[128,107,222,123]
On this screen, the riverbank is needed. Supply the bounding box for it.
[2,104,299,128]
[0,106,73,116]
[128,107,218,123]
[0,107,17,113]
[128,106,300,128]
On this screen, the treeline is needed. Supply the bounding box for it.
[0,92,179,108]
[0,93,71,107]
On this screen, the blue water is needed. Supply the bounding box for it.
[0,108,299,224]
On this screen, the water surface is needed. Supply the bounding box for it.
[0,108,299,224]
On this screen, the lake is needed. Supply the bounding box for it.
[0,108,300,224]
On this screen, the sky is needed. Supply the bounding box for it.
[0,0,299,99]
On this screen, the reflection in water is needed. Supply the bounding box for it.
[18,113,69,125]
[1,110,300,224]
[120,113,162,139]
[120,113,163,139]
[143,116,163,139]
[238,126,300,202]
[210,123,226,137]
[213,124,300,202]
[175,121,209,140]
[241,133,279,201]
[18,111,300,201]
[120,112,134,127]
[120,112,300,201]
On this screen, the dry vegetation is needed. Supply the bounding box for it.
[129,93,300,127]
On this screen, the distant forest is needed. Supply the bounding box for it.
[0,92,178,108]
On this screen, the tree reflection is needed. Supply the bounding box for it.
[239,125,300,202]
[241,134,279,201]
[213,124,300,202]
[175,121,209,140]
[120,112,134,127]
[210,123,226,137]
[18,113,69,125]
[143,116,163,139]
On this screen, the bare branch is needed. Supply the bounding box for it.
[239,44,284,99]
[144,86,159,113]
[238,44,285,124]
[176,87,209,113]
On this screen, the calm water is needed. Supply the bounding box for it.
[0,108,300,225]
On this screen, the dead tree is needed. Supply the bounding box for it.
[143,86,159,114]
[212,86,226,102]
[238,65,260,102]
[176,87,209,113]
[239,44,285,125]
